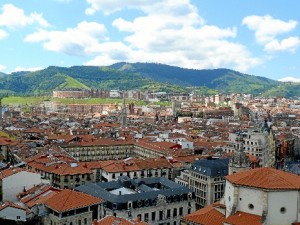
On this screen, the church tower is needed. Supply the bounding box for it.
[120,94,127,128]
[229,135,251,174]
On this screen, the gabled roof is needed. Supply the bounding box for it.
[226,167,300,190]
[20,184,61,208]
[0,201,31,215]
[182,203,225,225]
[45,189,103,212]
[224,211,262,225]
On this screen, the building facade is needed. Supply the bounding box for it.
[76,176,196,225]
[175,158,229,209]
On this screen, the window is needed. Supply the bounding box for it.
[84,218,87,225]
[248,204,254,210]
[159,211,163,220]
[280,207,286,214]
[137,214,142,221]
[167,209,171,218]
[78,220,81,225]
[17,216,21,220]
[173,208,177,217]
[152,212,156,221]
[179,207,183,216]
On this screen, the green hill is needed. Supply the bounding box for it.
[0,63,296,98]
[262,82,300,98]
[110,62,279,94]
[57,75,89,89]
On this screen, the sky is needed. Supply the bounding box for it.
[0,0,300,82]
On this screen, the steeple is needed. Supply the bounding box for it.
[120,94,127,128]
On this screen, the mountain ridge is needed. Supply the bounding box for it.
[0,62,298,98]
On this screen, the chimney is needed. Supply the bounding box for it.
[93,219,98,225]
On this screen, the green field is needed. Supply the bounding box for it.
[1,96,171,107]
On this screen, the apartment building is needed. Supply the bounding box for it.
[76,176,195,225]
[176,158,229,209]
[60,139,135,161]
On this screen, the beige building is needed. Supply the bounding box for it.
[44,189,103,225]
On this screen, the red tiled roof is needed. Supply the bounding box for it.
[21,185,61,208]
[226,167,300,190]
[224,211,262,225]
[95,216,149,225]
[182,203,225,225]
[0,201,30,214]
[45,189,103,212]
[0,167,24,180]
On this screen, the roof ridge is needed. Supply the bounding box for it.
[60,189,73,212]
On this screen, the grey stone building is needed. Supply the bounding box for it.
[76,176,195,225]
[175,158,229,209]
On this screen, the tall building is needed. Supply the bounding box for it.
[175,158,229,209]
[224,128,273,167]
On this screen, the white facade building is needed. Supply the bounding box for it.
[182,167,300,225]
[0,201,31,222]
[224,167,300,225]
[0,169,42,202]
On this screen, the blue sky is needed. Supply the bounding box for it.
[0,0,300,82]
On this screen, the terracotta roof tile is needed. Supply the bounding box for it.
[224,211,262,225]
[52,163,92,175]
[0,167,25,180]
[0,201,28,212]
[226,167,300,190]
[182,203,225,225]
[95,216,149,225]
[45,189,103,212]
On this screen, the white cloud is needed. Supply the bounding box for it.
[26,0,261,72]
[24,21,107,56]
[0,28,7,39]
[0,4,50,29]
[85,1,260,72]
[0,64,6,72]
[278,76,300,82]
[13,66,44,73]
[264,37,300,52]
[243,15,299,52]
[85,0,160,15]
